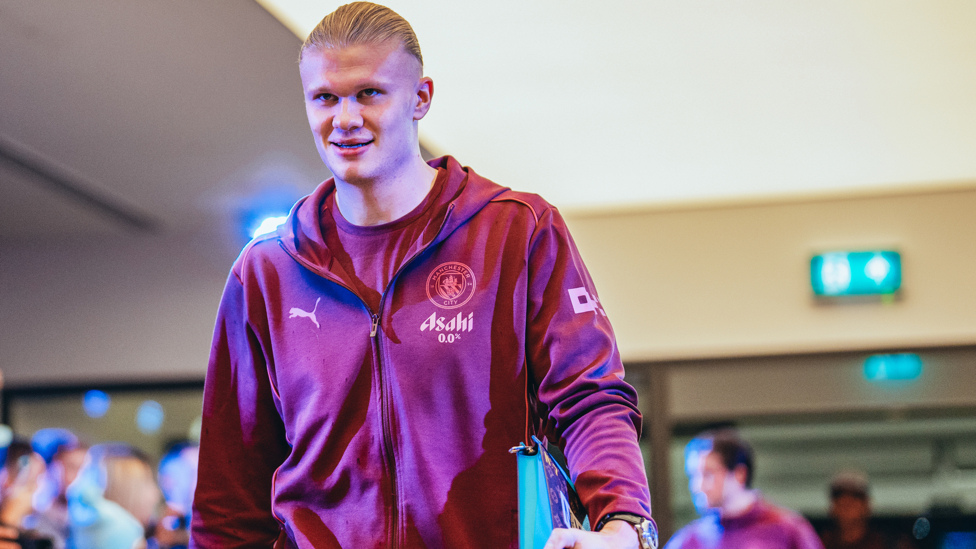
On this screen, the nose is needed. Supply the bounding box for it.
[333,99,363,131]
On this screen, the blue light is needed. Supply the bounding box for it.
[251,215,288,238]
[136,401,165,434]
[864,353,923,381]
[811,251,901,296]
[83,390,111,418]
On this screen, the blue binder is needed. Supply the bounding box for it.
[511,436,589,549]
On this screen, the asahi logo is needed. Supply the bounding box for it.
[426,262,476,309]
[420,311,474,343]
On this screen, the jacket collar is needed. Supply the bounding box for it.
[276,155,509,277]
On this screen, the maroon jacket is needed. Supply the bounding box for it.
[191,156,651,548]
[664,497,824,549]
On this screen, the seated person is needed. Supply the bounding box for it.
[154,442,198,549]
[67,444,161,549]
[26,429,88,549]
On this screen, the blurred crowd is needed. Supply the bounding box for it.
[0,429,197,549]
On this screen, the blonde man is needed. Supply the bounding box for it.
[192,3,652,548]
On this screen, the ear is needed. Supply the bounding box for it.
[732,464,749,488]
[414,76,434,121]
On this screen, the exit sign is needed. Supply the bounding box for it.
[811,251,901,296]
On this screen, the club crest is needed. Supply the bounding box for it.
[426,262,476,309]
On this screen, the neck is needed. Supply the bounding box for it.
[334,155,437,226]
[721,489,757,518]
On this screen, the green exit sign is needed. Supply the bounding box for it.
[811,251,901,296]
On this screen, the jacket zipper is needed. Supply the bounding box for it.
[370,203,455,549]
[279,203,455,549]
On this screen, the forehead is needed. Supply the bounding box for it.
[686,449,726,474]
[299,41,420,90]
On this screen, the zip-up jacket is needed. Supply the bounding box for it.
[190,156,651,549]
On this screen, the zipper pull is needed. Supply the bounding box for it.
[370,314,380,338]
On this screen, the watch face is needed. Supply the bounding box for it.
[639,518,659,549]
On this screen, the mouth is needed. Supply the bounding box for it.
[330,139,374,150]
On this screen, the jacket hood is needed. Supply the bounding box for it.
[276,155,509,272]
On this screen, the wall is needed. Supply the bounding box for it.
[0,234,230,386]
[565,183,976,362]
[3,183,975,388]
[666,346,976,421]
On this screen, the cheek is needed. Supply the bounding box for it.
[305,108,330,133]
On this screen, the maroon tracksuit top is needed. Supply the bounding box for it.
[191,156,651,548]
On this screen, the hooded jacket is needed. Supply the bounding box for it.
[191,156,651,549]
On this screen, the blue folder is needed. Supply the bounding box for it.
[511,436,589,549]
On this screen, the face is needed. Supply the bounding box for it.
[58,448,87,492]
[831,493,869,527]
[687,450,731,511]
[299,41,433,186]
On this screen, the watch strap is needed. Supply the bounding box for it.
[596,512,658,549]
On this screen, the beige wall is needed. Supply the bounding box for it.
[3,183,975,388]
[0,235,229,386]
[565,183,976,362]
[666,346,976,421]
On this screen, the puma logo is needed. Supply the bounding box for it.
[288,298,320,329]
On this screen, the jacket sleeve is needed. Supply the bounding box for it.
[524,204,652,527]
[791,515,826,549]
[190,272,290,548]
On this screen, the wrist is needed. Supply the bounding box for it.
[601,520,639,548]
[597,513,658,549]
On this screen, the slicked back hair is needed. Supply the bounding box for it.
[300,2,423,67]
[686,428,755,488]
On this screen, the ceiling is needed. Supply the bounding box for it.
[0,0,327,243]
[264,0,976,207]
[2,0,975,245]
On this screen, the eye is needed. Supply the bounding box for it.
[312,92,337,103]
[360,88,381,99]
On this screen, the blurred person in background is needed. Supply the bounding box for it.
[665,429,823,549]
[67,443,161,549]
[0,440,53,548]
[25,429,87,549]
[0,441,45,528]
[819,470,914,549]
[153,442,198,549]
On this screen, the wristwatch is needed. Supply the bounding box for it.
[597,513,659,549]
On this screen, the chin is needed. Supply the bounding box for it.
[326,158,373,184]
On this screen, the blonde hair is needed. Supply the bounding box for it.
[102,455,160,527]
[300,2,423,66]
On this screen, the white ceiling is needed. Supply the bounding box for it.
[2,0,975,245]
[263,0,976,208]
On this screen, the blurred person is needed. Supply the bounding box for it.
[25,431,87,549]
[0,440,53,548]
[819,470,913,549]
[67,444,161,549]
[27,431,77,470]
[0,441,45,528]
[665,429,823,549]
[153,442,197,549]
[192,2,653,549]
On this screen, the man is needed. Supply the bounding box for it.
[665,429,823,549]
[819,470,911,549]
[190,3,652,549]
